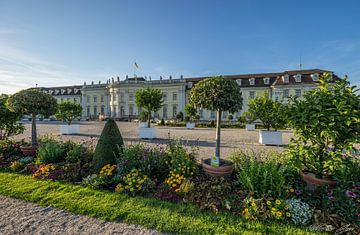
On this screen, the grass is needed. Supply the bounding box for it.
[0,172,322,235]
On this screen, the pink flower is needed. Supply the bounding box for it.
[345,190,357,198]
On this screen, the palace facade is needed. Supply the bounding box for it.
[38,69,338,121]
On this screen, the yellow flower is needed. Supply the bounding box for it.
[266,200,271,206]
[289,188,295,193]
[271,207,276,212]
[244,208,249,213]
[275,199,281,205]
[286,212,291,217]
[276,211,282,217]
[251,202,256,207]
[284,205,289,210]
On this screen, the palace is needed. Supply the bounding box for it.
[38,69,338,121]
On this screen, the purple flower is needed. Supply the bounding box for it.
[326,189,334,196]
[356,212,360,217]
[345,190,357,198]
[328,196,336,201]
[295,189,302,196]
[353,184,360,190]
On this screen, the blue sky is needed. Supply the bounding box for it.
[0,0,360,93]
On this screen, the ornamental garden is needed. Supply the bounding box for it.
[0,73,359,234]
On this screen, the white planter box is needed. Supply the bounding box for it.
[139,127,156,139]
[139,122,148,128]
[246,124,256,131]
[259,130,283,145]
[186,122,195,129]
[60,124,80,135]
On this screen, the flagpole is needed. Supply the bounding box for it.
[134,59,136,78]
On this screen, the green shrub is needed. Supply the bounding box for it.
[230,150,294,199]
[36,142,65,164]
[92,119,124,172]
[66,145,83,163]
[82,174,108,189]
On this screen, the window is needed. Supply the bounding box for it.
[222,111,228,119]
[113,107,117,117]
[93,96,97,103]
[283,89,289,98]
[93,106,97,115]
[101,106,105,114]
[120,106,125,116]
[236,79,242,86]
[120,93,124,100]
[129,93,134,101]
[263,77,270,85]
[87,106,90,117]
[295,74,302,83]
[210,111,216,119]
[249,91,255,99]
[87,96,90,103]
[199,110,203,118]
[282,75,289,83]
[173,105,177,117]
[172,92,177,101]
[129,105,133,115]
[101,95,104,102]
[295,89,302,97]
[311,73,319,81]
[163,106,167,119]
[163,92,168,101]
[249,78,255,86]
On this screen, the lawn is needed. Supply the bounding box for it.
[0,172,321,235]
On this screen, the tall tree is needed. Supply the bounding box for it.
[135,87,163,128]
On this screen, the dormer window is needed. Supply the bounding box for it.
[282,75,289,83]
[263,77,270,85]
[294,74,302,83]
[249,78,255,86]
[311,73,319,81]
[236,79,242,86]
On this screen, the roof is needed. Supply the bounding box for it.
[40,85,83,96]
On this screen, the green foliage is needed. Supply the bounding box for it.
[82,174,108,189]
[176,111,184,121]
[55,101,82,125]
[92,119,124,172]
[185,104,197,121]
[247,93,287,131]
[0,94,24,139]
[227,114,233,121]
[135,87,163,128]
[160,118,165,125]
[138,111,148,122]
[287,73,360,178]
[36,142,65,164]
[230,150,295,199]
[0,172,319,235]
[6,89,57,147]
[66,145,83,163]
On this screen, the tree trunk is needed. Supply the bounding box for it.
[215,110,222,161]
[147,111,151,128]
[31,113,37,147]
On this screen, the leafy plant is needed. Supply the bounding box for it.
[287,73,360,178]
[32,164,63,181]
[227,114,233,121]
[189,76,243,165]
[285,199,312,226]
[247,92,287,131]
[185,104,197,122]
[0,94,24,139]
[92,118,124,172]
[115,169,155,196]
[36,142,65,164]
[55,101,82,125]
[230,149,294,198]
[138,111,148,122]
[135,87,163,128]
[66,145,83,163]
[176,112,184,121]
[6,89,58,147]
[82,174,108,189]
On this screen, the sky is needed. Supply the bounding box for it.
[0,0,360,94]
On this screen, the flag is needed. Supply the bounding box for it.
[134,62,139,69]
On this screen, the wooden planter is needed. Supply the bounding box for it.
[20,146,38,156]
[300,171,336,191]
[202,158,234,177]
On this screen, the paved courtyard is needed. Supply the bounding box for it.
[13,121,294,159]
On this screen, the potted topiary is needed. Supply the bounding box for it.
[185,104,197,129]
[241,111,256,131]
[55,101,82,135]
[0,94,24,140]
[135,87,163,139]
[6,89,57,155]
[247,93,287,145]
[190,76,243,176]
[138,111,148,128]
[287,73,360,189]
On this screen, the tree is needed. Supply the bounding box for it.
[185,104,197,122]
[135,87,163,128]
[189,76,242,165]
[6,89,57,147]
[92,119,124,172]
[0,94,24,139]
[176,111,184,121]
[55,101,82,125]
[247,93,287,131]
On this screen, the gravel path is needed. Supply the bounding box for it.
[0,195,161,235]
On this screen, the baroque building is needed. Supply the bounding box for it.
[39,68,337,121]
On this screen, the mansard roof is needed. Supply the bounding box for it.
[39,85,83,96]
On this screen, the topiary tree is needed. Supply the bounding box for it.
[190,76,242,165]
[0,94,24,139]
[185,103,197,122]
[92,118,124,172]
[6,89,57,147]
[135,87,163,128]
[55,101,82,125]
[247,92,287,131]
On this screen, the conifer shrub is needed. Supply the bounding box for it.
[92,119,124,172]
